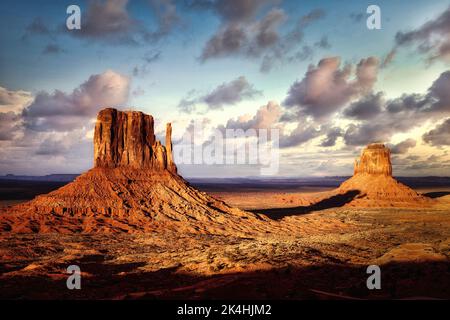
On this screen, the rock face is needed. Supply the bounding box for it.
[94,108,175,172]
[353,143,392,176]
[0,108,268,234]
[337,143,432,207]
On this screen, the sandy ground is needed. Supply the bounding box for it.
[0,189,449,299]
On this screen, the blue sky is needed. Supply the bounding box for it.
[1,0,450,177]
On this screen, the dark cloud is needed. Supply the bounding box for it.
[259,9,328,72]
[423,118,450,146]
[188,0,275,22]
[320,127,342,147]
[35,138,68,156]
[66,0,180,45]
[200,8,286,61]
[343,123,391,146]
[194,1,327,72]
[81,0,133,37]
[395,6,450,62]
[342,69,450,146]
[178,76,261,113]
[200,23,248,60]
[343,92,384,120]
[203,76,261,108]
[390,139,417,154]
[279,122,322,148]
[385,71,450,115]
[284,56,379,120]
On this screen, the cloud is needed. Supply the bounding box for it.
[395,6,450,62]
[0,71,130,174]
[35,137,68,155]
[390,138,417,154]
[342,69,450,146]
[190,0,275,22]
[143,0,182,41]
[0,112,22,141]
[284,56,379,120]
[423,118,450,146]
[203,76,261,108]
[260,9,328,72]
[381,49,396,68]
[72,0,136,43]
[23,70,130,131]
[67,0,180,45]
[343,92,384,120]
[194,1,327,72]
[320,127,342,147]
[0,87,33,113]
[222,101,281,131]
[343,123,391,146]
[279,122,322,148]
[178,76,261,113]
[200,8,286,61]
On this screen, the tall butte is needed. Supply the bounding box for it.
[0,108,264,234]
[337,143,432,207]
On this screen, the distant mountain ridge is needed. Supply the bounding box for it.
[1,174,450,188]
[0,174,79,182]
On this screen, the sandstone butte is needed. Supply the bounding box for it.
[0,108,273,234]
[336,143,433,207]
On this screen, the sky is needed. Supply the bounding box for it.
[1,0,450,177]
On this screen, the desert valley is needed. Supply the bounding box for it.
[0,108,449,300]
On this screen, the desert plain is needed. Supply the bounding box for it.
[0,109,449,300]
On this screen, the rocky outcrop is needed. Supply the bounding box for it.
[165,123,177,173]
[337,143,432,207]
[354,143,392,176]
[94,108,175,172]
[0,108,268,234]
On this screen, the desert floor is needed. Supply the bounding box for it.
[0,187,450,299]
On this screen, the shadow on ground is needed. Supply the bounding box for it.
[424,191,450,199]
[0,254,448,300]
[250,190,361,220]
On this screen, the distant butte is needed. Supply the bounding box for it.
[337,143,433,207]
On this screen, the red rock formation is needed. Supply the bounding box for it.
[165,123,177,173]
[337,143,432,207]
[0,108,267,234]
[353,143,392,176]
[94,108,174,171]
